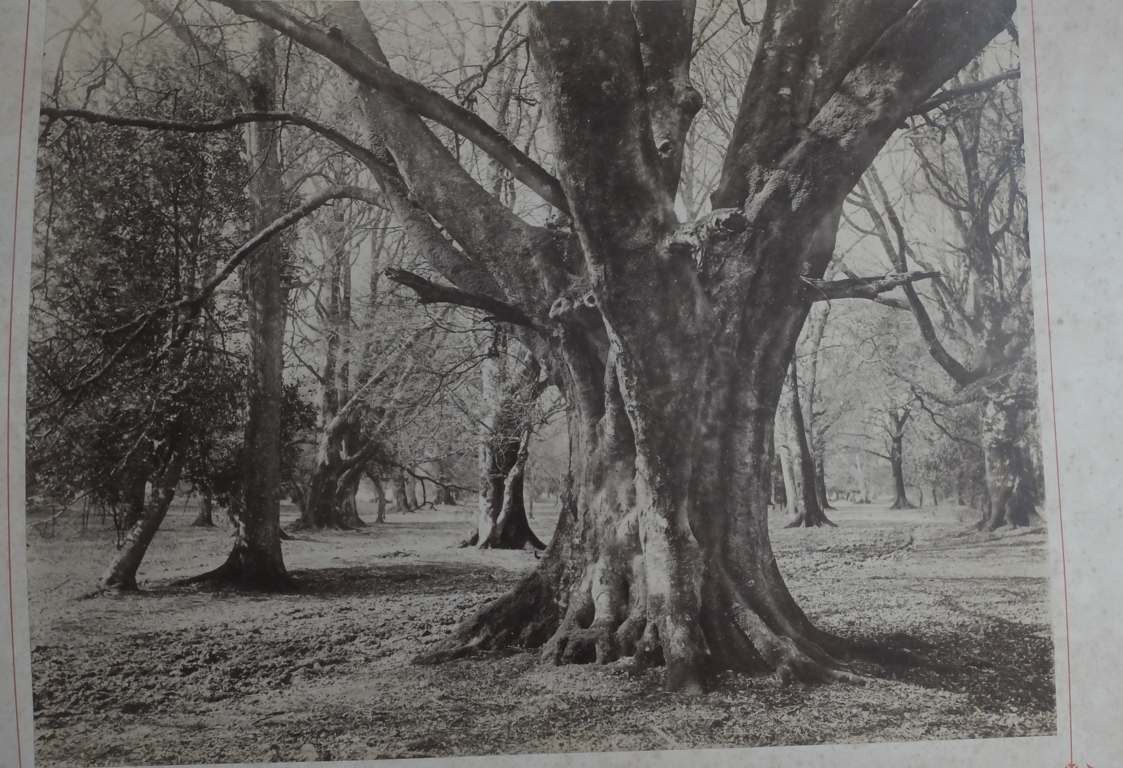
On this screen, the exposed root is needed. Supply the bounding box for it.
[416,540,876,691]
[714,563,869,686]
[287,519,356,535]
[784,511,837,528]
[171,547,298,592]
[412,568,559,665]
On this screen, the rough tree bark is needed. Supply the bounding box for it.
[225,0,1015,689]
[977,390,1041,530]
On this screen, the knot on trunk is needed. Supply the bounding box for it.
[549,287,599,326]
[665,208,750,267]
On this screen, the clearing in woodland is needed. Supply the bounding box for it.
[27,498,1055,766]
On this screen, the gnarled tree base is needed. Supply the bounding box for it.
[785,509,837,528]
[174,542,297,592]
[417,529,864,691]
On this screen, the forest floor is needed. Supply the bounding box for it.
[25,498,1057,766]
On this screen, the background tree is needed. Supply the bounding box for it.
[850,56,1042,530]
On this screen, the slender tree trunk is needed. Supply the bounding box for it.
[777,443,795,514]
[369,474,387,523]
[202,27,293,590]
[100,430,187,591]
[889,440,913,509]
[813,455,834,512]
[783,363,834,528]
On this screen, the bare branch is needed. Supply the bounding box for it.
[803,271,938,302]
[384,268,534,328]
[211,0,571,214]
[908,69,1020,116]
[40,107,398,179]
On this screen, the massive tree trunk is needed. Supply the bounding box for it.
[296,421,371,530]
[100,427,188,591]
[230,0,1015,689]
[782,362,835,528]
[977,391,1041,530]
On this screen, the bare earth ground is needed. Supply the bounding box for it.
[25,498,1057,766]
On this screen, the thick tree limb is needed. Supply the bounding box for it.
[211,0,570,214]
[909,69,1020,116]
[320,2,571,323]
[632,0,702,196]
[803,271,938,302]
[384,268,534,328]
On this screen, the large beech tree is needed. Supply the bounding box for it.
[203,0,1017,691]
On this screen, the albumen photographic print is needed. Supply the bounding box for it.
[3,0,1121,767]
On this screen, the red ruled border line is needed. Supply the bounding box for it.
[1026,0,1075,765]
[5,0,33,766]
